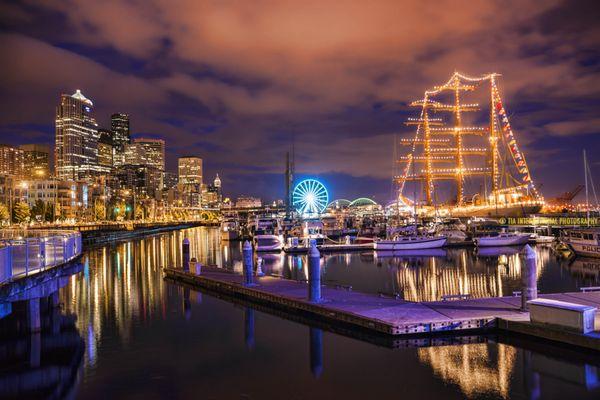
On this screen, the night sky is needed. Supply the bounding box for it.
[1,1,599,203]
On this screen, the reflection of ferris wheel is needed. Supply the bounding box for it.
[292,179,329,215]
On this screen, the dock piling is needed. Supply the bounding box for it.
[308,241,321,303]
[521,244,538,311]
[182,238,190,272]
[309,327,323,378]
[243,241,254,286]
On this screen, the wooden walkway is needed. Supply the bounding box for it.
[163,267,600,350]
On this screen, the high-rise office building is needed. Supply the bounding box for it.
[125,138,165,171]
[97,129,114,172]
[111,113,130,167]
[178,156,202,207]
[178,156,202,185]
[55,89,100,181]
[20,144,50,179]
[0,144,25,178]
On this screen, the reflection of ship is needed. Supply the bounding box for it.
[220,218,240,241]
[419,343,515,398]
[476,245,524,257]
[395,72,544,217]
[567,257,600,280]
[374,248,447,258]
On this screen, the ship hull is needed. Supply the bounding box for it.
[450,203,543,218]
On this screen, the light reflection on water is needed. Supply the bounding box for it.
[32,226,597,398]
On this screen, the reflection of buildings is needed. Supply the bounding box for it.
[61,227,225,357]
[419,343,516,399]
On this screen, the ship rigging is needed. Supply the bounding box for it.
[396,72,544,217]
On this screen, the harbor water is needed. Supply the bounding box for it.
[1,226,599,399]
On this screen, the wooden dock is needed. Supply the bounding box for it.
[163,267,600,351]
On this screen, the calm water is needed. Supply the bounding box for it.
[1,226,600,399]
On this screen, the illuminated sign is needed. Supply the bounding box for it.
[498,216,600,226]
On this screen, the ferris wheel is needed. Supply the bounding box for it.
[292,179,329,215]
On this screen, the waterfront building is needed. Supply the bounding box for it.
[235,196,262,208]
[97,129,114,173]
[0,144,25,178]
[111,113,130,167]
[13,178,89,220]
[125,138,165,171]
[55,90,100,181]
[20,144,50,179]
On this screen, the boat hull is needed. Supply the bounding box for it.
[450,203,543,218]
[375,237,447,251]
[475,234,530,247]
[254,235,283,252]
[567,242,600,258]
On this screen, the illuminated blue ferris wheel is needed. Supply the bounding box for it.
[292,179,329,215]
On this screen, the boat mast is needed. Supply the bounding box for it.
[585,149,589,226]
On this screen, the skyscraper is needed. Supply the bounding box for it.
[111,113,130,167]
[178,156,202,185]
[0,144,24,178]
[20,144,50,179]
[97,129,114,172]
[55,89,100,180]
[124,138,165,171]
[178,156,202,207]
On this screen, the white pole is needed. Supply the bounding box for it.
[584,149,589,226]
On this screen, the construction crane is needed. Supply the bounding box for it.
[547,185,584,206]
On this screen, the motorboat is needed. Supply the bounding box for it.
[250,216,284,252]
[220,218,240,241]
[528,233,555,244]
[375,235,447,251]
[562,228,600,258]
[474,232,530,247]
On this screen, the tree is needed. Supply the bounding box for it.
[44,202,55,222]
[12,202,31,224]
[0,203,9,224]
[94,199,106,221]
[31,199,45,222]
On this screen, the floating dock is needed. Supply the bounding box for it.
[163,267,600,351]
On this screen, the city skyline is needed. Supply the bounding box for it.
[0,1,599,202]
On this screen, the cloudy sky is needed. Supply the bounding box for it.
[1,0,599,203]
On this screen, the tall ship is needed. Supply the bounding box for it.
[396,72,544,217]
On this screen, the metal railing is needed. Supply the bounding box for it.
[0,230,82,285]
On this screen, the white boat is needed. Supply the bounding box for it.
[375,235,447,251]
[529,233,555,244]
[563,229,600,258]
[474,232,530,247]
[251,216,284,252]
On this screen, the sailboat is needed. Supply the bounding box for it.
[563,150,600,258]
[395,72,544,218]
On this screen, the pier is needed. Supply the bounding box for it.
[164,265,600,351]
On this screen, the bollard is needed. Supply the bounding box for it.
[521,244,538,311]
[243,241,254,286]
[308,241,321,302]
[182,238,190,272]
[244,307,255,349]
[309,327,323,378]
[190,257,202,275]
[256,257,265,276]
